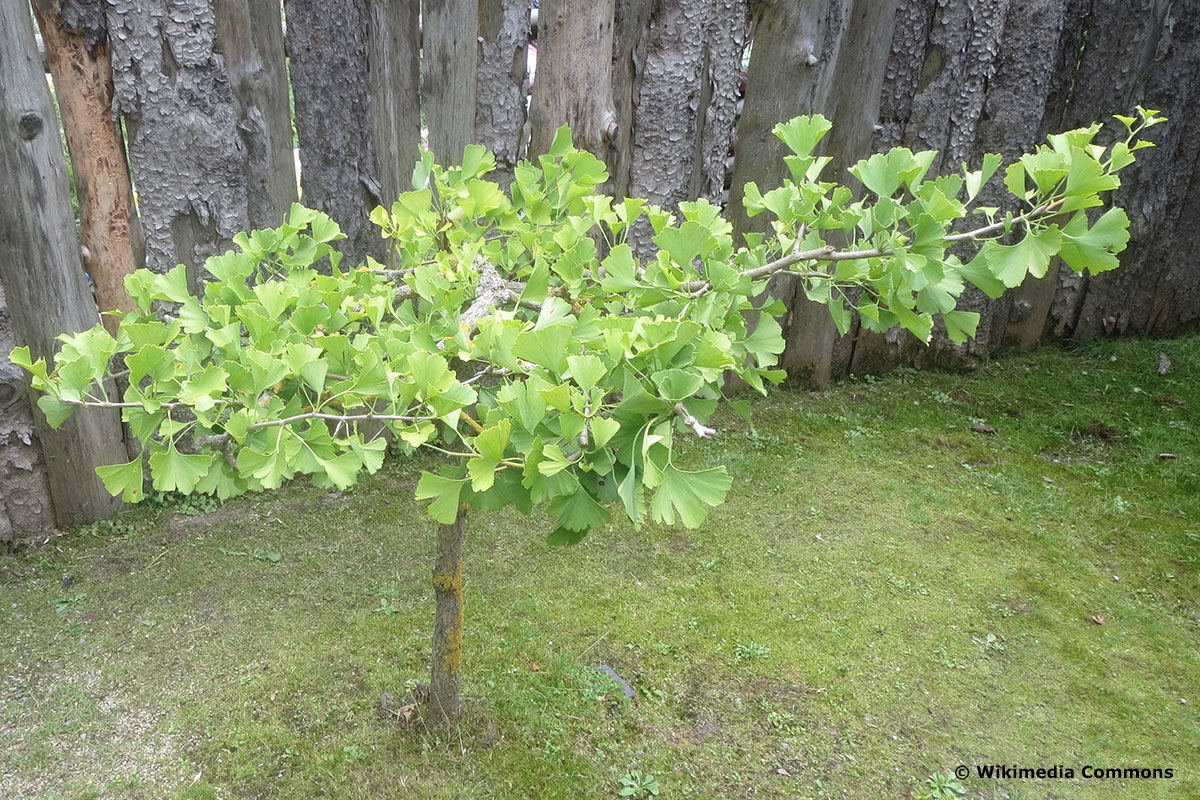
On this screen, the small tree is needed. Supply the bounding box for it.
[11,110,1160,726]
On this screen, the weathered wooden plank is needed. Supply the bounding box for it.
[529,0,617,165]
[370,1,421,202]
[214,0,298,229]
[0,3,125,527]
[423,0,479,167]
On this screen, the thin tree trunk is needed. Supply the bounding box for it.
[106,0,249,287]
[528,0,617,167]
[476,0,532,186]
[32,0,141,336]
[213,0,297,229]
[423,0,479,167]
[0,3,125,527]
[428,503,468,727]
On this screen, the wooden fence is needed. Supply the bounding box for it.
[2,0,1197,535]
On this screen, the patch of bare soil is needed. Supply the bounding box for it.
[0,668,185,799]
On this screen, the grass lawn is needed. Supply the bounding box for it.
[2,336,1198,800]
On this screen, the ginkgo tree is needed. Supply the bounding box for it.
[12,108,1160,726]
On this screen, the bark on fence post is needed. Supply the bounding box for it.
[428,504,469,727]
[213,0,297,230]
[625,0,747,254]
[476,0,532,186]
[729,0,896,385]
[529,0,617,168]
[31,0,142,337]
[286,0,420,265]
[0,4,125,527]
[106,0,249,286]
[1046,0,1200,341]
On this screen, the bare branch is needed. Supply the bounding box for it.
[674,402,716,438]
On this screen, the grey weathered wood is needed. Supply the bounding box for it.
[529,0,617,165]
[476,0,532,186]
[214,0,298,229]
[1047,0,1200,341]
[0,3,125,527]
[107,0,249,286]
[371,0,421,202]
[609,0,656,200]
[423,0,479,167]
[626,0,746,252]
[32,0,142,336]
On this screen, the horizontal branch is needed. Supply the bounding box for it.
[681,197,1066,293]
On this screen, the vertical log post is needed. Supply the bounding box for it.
[476,0,532,186]
[428,504,469,727]
[31,0,141,336]
[213,0,298,229]
[0,4,125,526]
[528,0,617,166]
[422,0,479,167]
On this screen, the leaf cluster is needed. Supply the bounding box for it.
[10,109,1159,541]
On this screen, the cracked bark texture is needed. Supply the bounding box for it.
[107,0,249,287]
[842,0,1094,375]
[1045,0,1200,341]
[32,0,142,336]
[0,282,56,542]
[0,4,125,529]
[287,0,377,265]
[625,0,747,254]
[285,1,419,265]
[477,0,532,186]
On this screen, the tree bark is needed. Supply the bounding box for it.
[213,0,297,230]
[0,282,56,541]
[31,0,142,336]
[428,503,469,726]
[0,3,125,527]
[529,0,617,167]
[286,0,379,265]
[476,0,532,186]
[286,1,420,264]
[1046,0,1200,341]
[106,0,249,287]
[625,0,747,253]
[608,0,656,200]
[423,0,479,168]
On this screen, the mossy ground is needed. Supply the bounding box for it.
[2,337,1198,800]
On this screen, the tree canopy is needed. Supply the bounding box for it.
[11,110,1159,540]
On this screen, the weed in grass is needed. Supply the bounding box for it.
[618,770,660,797]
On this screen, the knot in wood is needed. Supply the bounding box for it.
[17,112,43,141]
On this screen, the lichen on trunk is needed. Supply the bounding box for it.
[428,503,469,727]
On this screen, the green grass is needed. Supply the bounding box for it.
[3,337,1198,800]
